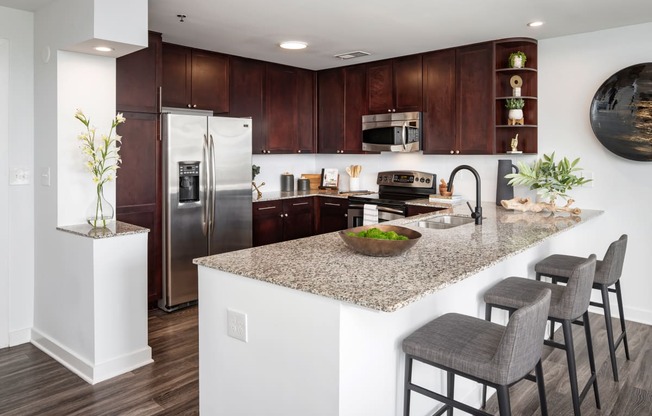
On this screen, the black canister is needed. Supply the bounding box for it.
[496,160,518,205]
[281,173,294,192]
[297,178,310,191]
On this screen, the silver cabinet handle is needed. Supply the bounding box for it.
[450,150,454,154]
[284,213,289,217]
[324,202,341,207]
[279,213,284,218]
[257,206,277,211]
[292,202,309,206]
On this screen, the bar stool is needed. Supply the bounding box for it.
[402,288,551,416]
[483,254,599,416]
[535,234,629,381]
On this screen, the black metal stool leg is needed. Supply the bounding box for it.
[482,304,492,409]
[561,320,582,416]
[404,356,412,416]
[535,359,548,416]
[615,280,631,360]
[583,312,601,409]
[447,372,454,416]
[496,385,512,416]
[600,284,619,381]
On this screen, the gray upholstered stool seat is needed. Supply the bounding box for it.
[535,235,629,382]
[484,254,600,416]
[402,289,551,416]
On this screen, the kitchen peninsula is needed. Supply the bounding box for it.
[195,204,602,416]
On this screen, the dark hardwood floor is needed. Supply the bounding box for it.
[0,307,198,416]
[0,308,650,415]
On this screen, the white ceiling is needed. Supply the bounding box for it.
[3,0,652,70]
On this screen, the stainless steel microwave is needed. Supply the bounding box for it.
[362,112,422,152]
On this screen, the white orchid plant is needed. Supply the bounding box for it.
[75,109,126,227]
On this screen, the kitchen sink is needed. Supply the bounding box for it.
[417,215,475,229]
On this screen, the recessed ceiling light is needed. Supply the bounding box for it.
[527,21,544,27]
[280,41,308,50]
[94,46,114,52]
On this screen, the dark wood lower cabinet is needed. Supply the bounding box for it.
[115,112,162,305]
[316,197,348,234]
[252,197,314,246]
[406,205,447,217]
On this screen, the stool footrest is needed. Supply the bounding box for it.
[407,381,493,416]
[580,374,599,407]
[544,339,567,350]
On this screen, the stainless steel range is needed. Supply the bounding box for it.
[348,170,437,227]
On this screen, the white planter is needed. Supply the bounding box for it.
[511,56,523,68]
[508,109,523,120]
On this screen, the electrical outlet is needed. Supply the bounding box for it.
[227,309,248,342]
[9,168,30,185]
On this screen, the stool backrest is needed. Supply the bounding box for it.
[560,254,597,319]
[597,234,628,286]
[495,288,551,385]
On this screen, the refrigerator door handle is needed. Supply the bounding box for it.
[209,134,217,236]
[201,133,209,236]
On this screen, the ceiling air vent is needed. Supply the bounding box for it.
[334,51,370,60]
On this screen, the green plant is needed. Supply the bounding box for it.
[505,98,525,109]
[505,152,592,204]
[508,51,527,68]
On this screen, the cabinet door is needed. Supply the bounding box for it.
[344,65,368,153]
[115,112,162,304]
[456,43,494,154]
[296,68,315,153]
[317,68,345,153]
[161,43,192,109]
[191,50,229,113]
[406,205,446,217]
[367,61,394,114]
[252,201,284,246]
[266,64,299,153]
[116,32,161,113]
[317,197,348,234]
[230,57,265,154]
[393,55,423,112]
[422,49,457,154]
[283,198,314,241]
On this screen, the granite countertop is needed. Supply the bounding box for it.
[195,204,602,312]
[57,221,149,239]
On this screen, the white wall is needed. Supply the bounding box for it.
[0,6,35,348]
[538,22,652,324]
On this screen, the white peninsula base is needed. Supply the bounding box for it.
[199,232,567,416]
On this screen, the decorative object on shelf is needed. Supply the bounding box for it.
[297,177,310,192]
[589,62,652,161]
[504,152,592,214]
[75,109,125,228]
[252,164,265,200]
[345,165,362,191]
[508,51,527,68]
[320,168,339,189]
[496,159,519,206]
[506,133,523,153]
[505,98,525,125]
[510,75,523,97]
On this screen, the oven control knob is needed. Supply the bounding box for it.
[420,177,425,183]
[426,178,431,184]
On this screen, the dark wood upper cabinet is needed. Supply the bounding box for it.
[317,65,367,154]
[456,42,494,154]
[229,56,265,153]
[367,55,422,114]
[116,32,162,114]
[161,43,229,113]
[264,63,314,154]
[422,48,456,154]
[422,42,494,155]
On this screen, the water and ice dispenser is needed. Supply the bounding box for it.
[178,161,200,203]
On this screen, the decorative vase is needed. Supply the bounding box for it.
[508,109,523,121]
[86,184,114,228]
[496,160,519,205]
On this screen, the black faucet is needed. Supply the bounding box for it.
[447,165,483,225]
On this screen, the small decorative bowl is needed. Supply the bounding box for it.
[338,224,422,257]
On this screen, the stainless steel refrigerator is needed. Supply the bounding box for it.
[160,111,252,311]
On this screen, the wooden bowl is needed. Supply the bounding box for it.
[338,224,422,257]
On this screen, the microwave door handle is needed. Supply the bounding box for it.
[401,122,407,150]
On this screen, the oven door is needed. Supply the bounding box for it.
[347,203,406,228]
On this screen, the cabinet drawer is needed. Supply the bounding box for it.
[253,201,283,217]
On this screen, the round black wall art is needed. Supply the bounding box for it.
[589,62,652,161]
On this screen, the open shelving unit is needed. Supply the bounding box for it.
[494,38,538,154]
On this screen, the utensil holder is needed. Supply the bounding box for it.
[349,177,360,191]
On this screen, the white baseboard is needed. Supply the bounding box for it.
[9,328,31,346]
[31,328,153,385]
